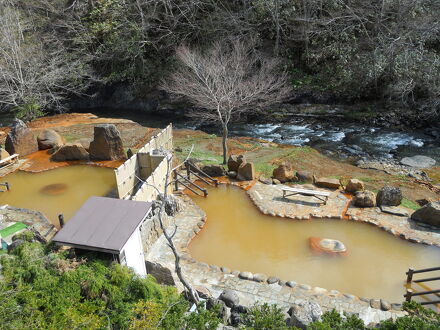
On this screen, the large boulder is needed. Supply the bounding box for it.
[296,170,313,183]
[237,162,255,181]
[219,289,239,308]
[376,186,402,206]
[353,190,375,207]
[0,148,10,160]
[5,119,38,156]
[227,154,246,172]
[400,155,436,168]
[345,179,364,193]
[411,202,440,227]
[315,177,340,189]
[272,163,295,183]
[51,143,89,161]
[37,129,64,150]
[201,164,226,177]
[89,124,125,160]
[287,301,322,329]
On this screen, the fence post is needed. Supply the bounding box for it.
[173,170,178,191]
[405,288,413,302]
[58,214,65,228]
[407,268,414,283]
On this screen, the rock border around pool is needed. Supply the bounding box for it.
[248,182,440,248]
[145,185,407,326]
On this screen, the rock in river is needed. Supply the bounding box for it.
[411,202,440,227]
[400,155,436,168]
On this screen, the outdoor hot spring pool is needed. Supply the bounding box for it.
[189,184,440,302]
[0,166,116,226]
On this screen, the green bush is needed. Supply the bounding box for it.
[0,242,221,329]
[308,310,365,330]
[242,303,289,329]
[14,102,45,121]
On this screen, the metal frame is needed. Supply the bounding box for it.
[282,189,329,205]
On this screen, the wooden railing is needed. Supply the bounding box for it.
[405,267,440,306]
[172,160,219,197]
[0,182,10,192]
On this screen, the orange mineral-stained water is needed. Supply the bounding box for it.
[189,184,440,302]
[0,165,116,227]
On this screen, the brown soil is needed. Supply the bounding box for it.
[19,149,123,173]
[2,113,438,204]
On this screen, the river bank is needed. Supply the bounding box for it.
[1,113,439,206]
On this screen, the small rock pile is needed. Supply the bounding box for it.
[226,154,256,181]
[206,288,323,329]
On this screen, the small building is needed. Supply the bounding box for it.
[52,196,152,276]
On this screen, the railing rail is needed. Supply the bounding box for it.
[172,160,219,196]
[0,182,10,192]
[405,266,440,306]
[184,160,219,187]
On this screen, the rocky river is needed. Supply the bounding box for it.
[1,109,439,166]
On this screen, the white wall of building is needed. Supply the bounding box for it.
[121,223,147,276]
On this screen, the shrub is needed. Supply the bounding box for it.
[242,303,289,329]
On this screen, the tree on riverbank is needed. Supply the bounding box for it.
[0,0,89,120]
[161,39,291,164]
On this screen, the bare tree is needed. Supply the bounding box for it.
[161,38,291,164]
[136,147,200,305]
[0,0,89,118]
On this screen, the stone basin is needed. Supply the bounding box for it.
[309,237,347,256]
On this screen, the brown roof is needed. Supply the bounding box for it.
[53,196,152,253]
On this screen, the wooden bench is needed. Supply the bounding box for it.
[0,154,19,168]
[281,186,331,205]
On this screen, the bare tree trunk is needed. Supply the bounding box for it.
[222,124,228,164]
[158,155,200,305]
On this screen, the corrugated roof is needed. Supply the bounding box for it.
[53,196,152,252]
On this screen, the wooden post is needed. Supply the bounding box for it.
[173,170,178,191]
[186,161,191,181]
[405,288,413,302]
[407,268,414,283]
[58,214,65,228]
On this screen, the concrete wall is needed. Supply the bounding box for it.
[114,124,173,200]
[131,156,170,202]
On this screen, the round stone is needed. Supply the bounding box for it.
[252,273,267,283]
[319,239,347,253]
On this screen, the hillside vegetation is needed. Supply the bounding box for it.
[0,0,439,120]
